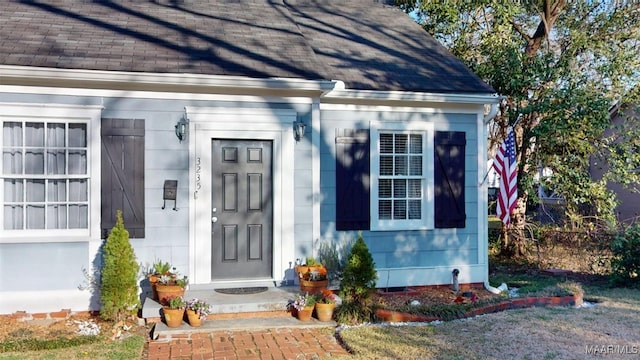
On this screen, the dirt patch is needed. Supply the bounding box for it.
[0,313,147,345]
[373,286,502,310]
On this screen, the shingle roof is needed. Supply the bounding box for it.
[0,0,494,94]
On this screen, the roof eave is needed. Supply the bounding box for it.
[0,65,336,94]
[322,88,501,105]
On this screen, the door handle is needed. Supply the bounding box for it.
[212,216,218,223]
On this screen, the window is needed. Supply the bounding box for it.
[1,103,101,239]
[371,122,434,231]
[336,126,466,231]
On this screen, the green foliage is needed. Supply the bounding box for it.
[100,210,140,321]
[398,1,640,229]
[316,236,355,281]
[610,224,640,286]
[167,296,185,309]
[150,260,171,275]
[336,232,377,324]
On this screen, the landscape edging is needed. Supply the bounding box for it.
[375,294,582,323]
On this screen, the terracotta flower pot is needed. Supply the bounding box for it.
[156,284,186,305]
[162,307,185,328]
[147,274,159,300]
[297,306,314,321]
[315,302,335,322]
[186,309,203,327]
[299,279,329,294]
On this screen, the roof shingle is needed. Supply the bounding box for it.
[0,0,494,94]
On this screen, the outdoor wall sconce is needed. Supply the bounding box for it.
[162,180,178,211]
[175,117,188,142]
[294,120,306,142]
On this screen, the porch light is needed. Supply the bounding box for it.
[294,120,306,142]
[175,117,188,142]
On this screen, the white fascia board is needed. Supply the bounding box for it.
[0,65,336,93]
[323,88,501,105]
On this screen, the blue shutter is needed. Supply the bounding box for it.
[335,129,370,230]
[434,131,466,228]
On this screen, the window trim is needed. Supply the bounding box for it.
[370,121,434,231]
[0,103,102,243]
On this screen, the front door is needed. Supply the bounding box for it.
[210,139,273,280]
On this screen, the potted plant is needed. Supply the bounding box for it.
[162,296,185,328]
[287,292,316,321]
[314,289,337,322]
[295,257,323,277]
[298,263,329,294]
[185,298,212,327]
[156,269,189,306]
[147,260,172,301]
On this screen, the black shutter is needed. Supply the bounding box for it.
[101,118,145,238]
[434,131,466,228]
[335,129,370,230]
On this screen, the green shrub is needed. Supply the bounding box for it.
[100,210,140,321]
[336,232,377,324]
[610,224,640,286]
[317,236,355,281]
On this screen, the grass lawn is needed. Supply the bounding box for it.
[0,334,145,360]
[334,277,640,360]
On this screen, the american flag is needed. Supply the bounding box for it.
[493,129,518,225]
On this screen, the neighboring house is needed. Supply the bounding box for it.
[0,0,499,314]
[591,102,640,224]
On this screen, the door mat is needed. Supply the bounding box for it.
[215,287,268,295]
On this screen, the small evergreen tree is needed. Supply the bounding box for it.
[336,232,377,324]
[100,210,140,321]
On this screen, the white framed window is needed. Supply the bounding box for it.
[1,103,101,240]
[370,121,434,231]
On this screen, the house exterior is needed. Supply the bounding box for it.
[0,0,499,314]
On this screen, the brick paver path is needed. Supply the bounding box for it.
[148,328,350,359]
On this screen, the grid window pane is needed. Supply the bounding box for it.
[25,150,44,174]
[380,156,393,176]
[69,180,87,201]
[68,124,87,147]
[408,179,422,197]
[394,156,407,175]
[408,200,421,219]
[26,205,45,229]
[379,179,392,198]
[48,180,66,202]
[409,134,422,153]
[393,200,407,219]
[409,156,422,176]
[4,179,24,202]
[46,150,66,174]
[25,123,44,147]
[393,179,406,197]
[4,205,23,229]
[47,205,67,229]
[26,180,45,202]
[379,200,392,219]
[380,134,393,154]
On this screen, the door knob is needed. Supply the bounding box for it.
[212,216,218,223]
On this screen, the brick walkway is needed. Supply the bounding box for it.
[147,328,350,360]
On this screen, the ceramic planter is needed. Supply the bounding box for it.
[186,309,203,327]
[162,307,185,328]
[299,279,329,294]
[156,284,186,305]
[314,302,335,322]
[297,306,314,321]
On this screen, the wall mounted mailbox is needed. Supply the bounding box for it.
[162,180,178,210]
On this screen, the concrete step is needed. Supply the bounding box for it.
[151,315,337,340]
